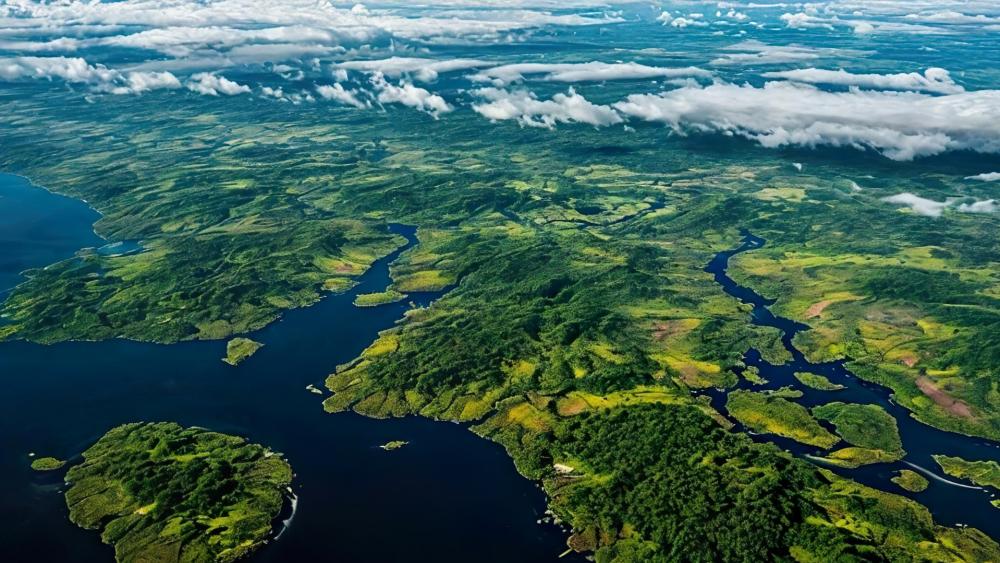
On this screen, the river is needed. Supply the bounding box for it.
[0,173,577,562]
[703,230,1000,537]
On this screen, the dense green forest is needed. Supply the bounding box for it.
[2,84,1000,560]
[63,422,292,563]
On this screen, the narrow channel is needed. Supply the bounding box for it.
[703,231,1000,537]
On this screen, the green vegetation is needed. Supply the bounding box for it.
[933,455,1000,489]
[731,245,1000,441]
[354,290,406,307]
[726,390,839,449]
[30,456,66,471]
[794,371,845,391]
[223,338,263,366]
[764,385,804,399]
[813,402,903,453]
[892,470,929,493]
[478,403,996,561]
[741,366,767,385]
[2,85,999,559]
[64,422,292,563]
[380,440,408,451]
[812,402,903,468]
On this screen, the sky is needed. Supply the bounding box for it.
[0,0,998,171]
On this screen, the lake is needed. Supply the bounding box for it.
[0,173,577,562]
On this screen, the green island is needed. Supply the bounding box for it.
[741,366,767,385]
[933,455,1000,490]
[794,372,846,391]
[892,470,929,493]
[2,77,1000,560]
[30,456,66,471]
[63,422,292,563]
[812,402,904,468]
[223,338,263,366]
[380,440,408,451]
[354,290,407,308]
[726,390,839,449]
[763,386,804,399]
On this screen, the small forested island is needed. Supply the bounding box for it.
[380,440,408,451]
[934,455,1000,489]
[892,470,929,493]
[64,422,292,563]
[354,290,406,307]
[812,402,904,468]
[223,337,263,366]
[30,456,66,471]
[793,371,845,391]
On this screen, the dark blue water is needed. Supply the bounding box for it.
[0,174,576,563]
[704,231,1000,535]
[0,174,103,293]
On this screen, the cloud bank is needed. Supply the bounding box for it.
[613,81,1000,160]
[0,56,181,94]
[316,83,370,108]
[472,87,622,128]
[966,172,1000,182]
[761,68,964,95]
[371,73,452,118]
[469,62,711,86]
[335,57,491,83]
[882,193,999,216]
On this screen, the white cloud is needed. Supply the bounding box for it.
[316,83,370,109]
[185,72,250,96]
[711,40,871,66]
[260,85,284,99]
[0,37,80,52]
[0,56,116,83]
[0,0,621,70]
[966,172,1000,182]
[336,57,490,82]
[780,12,834,30]
[471,87,622,128]
[902,11,1000,25]
[469,61,711,86]
[882,193,949,217]
[761,68,964,95]
[613,81,1000,161]
[0,56,180,94]
[779,11,956,34]
[120,70,182,94]
[370,72,451,118]
[656,11,710,28]
[881,193,999,216]
[956,200,998,214]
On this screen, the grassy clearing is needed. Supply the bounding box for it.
[727,390,839,449]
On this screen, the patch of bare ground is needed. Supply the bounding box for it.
[805,300,833,319]
[916,376,974,419]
